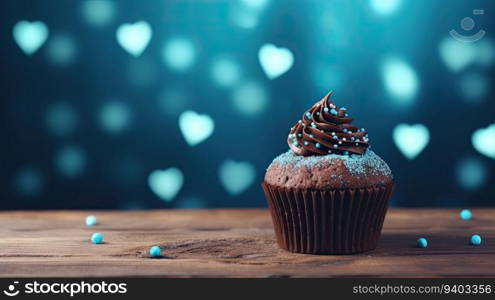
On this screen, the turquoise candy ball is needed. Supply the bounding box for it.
[85,215,97,226]
[91,233,104,244]
[416,237,428,248]
[470,234,482,246]
[460,209,472,220]
[149,246,162,258]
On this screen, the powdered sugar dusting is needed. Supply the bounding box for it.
[269,149,392,177]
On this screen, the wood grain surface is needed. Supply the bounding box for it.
[0,209,493,277]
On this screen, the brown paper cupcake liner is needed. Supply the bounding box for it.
[262,182,394,254]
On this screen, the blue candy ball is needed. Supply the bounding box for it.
[460,209,472,221]
[416,237,428,248]
[85,215,97,226]
[149,246,162,258]
[470,234,482,246]
[91,233,104,244]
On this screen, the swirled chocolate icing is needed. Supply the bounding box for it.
[288,92,369,156]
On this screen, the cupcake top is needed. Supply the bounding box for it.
[265,92,393,189]
[265,149,392,189]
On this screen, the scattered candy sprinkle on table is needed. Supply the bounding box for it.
[91,232,104,244]
[149,246,162,258]
[416,237,428,248]
[471,234,482,246]
[460,209,472,221]
[85,215,97,226]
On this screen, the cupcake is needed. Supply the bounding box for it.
[262,92,394,254]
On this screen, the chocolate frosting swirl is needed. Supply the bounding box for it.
[287,92,369,156]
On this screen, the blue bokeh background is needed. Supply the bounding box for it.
[1,0,494,209]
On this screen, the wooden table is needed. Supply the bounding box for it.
[0,209,492,277]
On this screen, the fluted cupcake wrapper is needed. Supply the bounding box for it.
[262,182,394,254]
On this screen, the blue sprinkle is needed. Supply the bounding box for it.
[333,144,338,148]
[341,107,347,111]
[311,122,317,128]
[316,112,320,116]
[324,107,329,112]
[304,141,309,146]
[344,151,349,155]
[330,108,338,116]
[305,112,312,120]
[460,209,472,220]
[351,137,355,141]
[297,133,302,138]
[149,246,162,258]
[292,139,298,146]
[416,237,428,248]
[333,136,338,140]
[315,143,321,148]
[361,127,365,132]
[85,215,97,227]
[343,128,348,133]
[345,113,349,117]
[327,150,332,153]
[470,234,482,245]
[91,233,104,244]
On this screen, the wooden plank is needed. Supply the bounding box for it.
[0,209,493,277]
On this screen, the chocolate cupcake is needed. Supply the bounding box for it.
[262,92,394,254]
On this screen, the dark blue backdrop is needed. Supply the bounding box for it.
[1,0,494,209]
